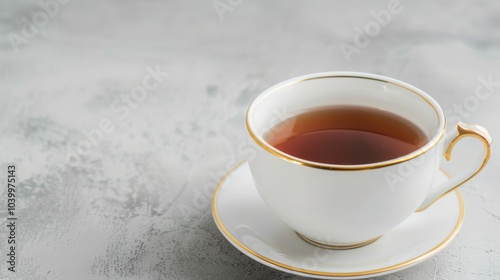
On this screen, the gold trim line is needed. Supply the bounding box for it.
[246,74,445,171]
[296,232,382,250]
[212,161,464,277]
[416,122,492,212]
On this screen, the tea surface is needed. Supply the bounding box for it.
[266,105,428,165]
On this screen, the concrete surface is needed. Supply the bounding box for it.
[0,0,499,279]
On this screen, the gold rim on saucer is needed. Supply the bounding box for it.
[212,161,465,278]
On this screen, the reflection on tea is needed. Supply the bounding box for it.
[266,105,428,165]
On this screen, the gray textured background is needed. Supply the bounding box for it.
[1,0,499,279]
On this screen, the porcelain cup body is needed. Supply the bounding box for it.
[247,72,491,248]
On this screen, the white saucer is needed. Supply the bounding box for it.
[212,161,464,279]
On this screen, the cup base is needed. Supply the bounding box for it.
[296,232,382,250]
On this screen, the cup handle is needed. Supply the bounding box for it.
[416,122,492,212]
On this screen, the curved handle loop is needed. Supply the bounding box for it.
[416,122,492,212]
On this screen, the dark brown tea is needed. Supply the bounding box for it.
[266,105,428,165]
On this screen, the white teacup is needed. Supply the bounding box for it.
[247,72,492,249]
